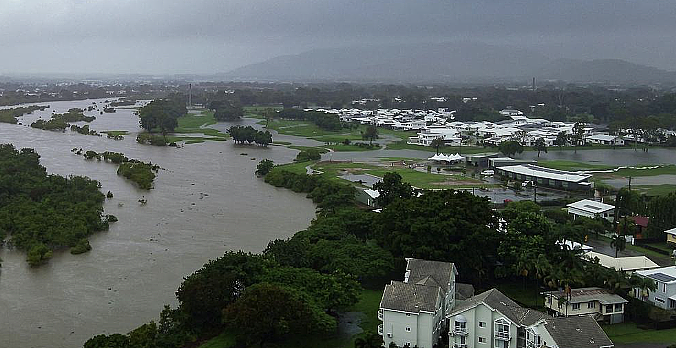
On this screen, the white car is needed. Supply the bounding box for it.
[480,169,494,176]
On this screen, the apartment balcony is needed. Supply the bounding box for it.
[495,331,510,340]
[378,324,383,336]
[378,309,383,321]
[453,328,468,336]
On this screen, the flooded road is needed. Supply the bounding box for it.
[0,99,316,348]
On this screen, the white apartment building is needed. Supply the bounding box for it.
[633,266,676,310]
[379,258,459,348]
[448,289,614,348]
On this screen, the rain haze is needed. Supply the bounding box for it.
[1,0,676,75]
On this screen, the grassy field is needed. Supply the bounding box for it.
[495,279,544,310]
[169,109,229,143]
[260,118,414,147]
[243,106,283,119]
[300,161,490,189]
[602,322,676,344]
[613,165,676,177]
[196,288,383,348]
[537,160,615,171]
[635,184,676,196]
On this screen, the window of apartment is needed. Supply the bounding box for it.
[606,304,614,312]
[479,321,486,328]
[669,299,676,309]
[406,327,411,332]
[615,303,623,312]
[655,297,665,303]
[587,301,595,309]
[663,283,667,292]
[479,337,487,344]
[572,303,580,310]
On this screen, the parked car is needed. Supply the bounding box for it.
[480,169,494,176]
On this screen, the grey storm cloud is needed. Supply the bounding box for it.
[1,0,675,74]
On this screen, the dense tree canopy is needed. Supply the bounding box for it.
[138,98,186,136]
[0,144,109,265]
[375,190,500,282]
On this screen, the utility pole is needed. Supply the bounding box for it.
[188,83,192,108]
[628,176,632,190]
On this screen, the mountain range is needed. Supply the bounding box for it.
[222,42,676,85]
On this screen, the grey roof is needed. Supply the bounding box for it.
[456,283,475,300]
[406,258,454,293]
[449,289,546,326]
[543,316,614,348]
[380,281,441,313]
[543,287,628,305]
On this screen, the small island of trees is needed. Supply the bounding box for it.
[0,144,113,266]
[73,149,160,190]
[228,125,272,146]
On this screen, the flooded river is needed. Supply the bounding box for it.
[0,99,316,348]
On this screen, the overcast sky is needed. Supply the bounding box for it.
[1,0,675,75]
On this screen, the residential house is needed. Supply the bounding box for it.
[665,227,676,245]
[633,266,676,310]
[583,251,660,273]
[587,134,625,146]
[379,258,458,348]
[566,199,615,222]
[542,287,627,324]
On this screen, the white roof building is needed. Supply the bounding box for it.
[584,251,660,272]
[567,199,615,221]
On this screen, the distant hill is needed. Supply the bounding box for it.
[223,43,676,84]
[536,58,676,84]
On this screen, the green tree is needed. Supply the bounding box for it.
[430,138,444,155]
[555,131,568,150]
[223,283,336,347]
[533,137,547,157]
[375,190,499,283]
[372,172,413,207]
[610,234,627,258]
[362,125,379,145]
[571,122,586,153]
[176,252,269,330]
[498,140,524,157]
[256,159,274,176]
[260,267,360,311]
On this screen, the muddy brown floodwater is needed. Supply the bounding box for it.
[0,99,316,348]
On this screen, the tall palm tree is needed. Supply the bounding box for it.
[610,234,627,258]
[430,138,444,155]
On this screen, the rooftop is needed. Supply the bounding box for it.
[380,281,441,313]
[636,266,676,284]
[567,199,615,213]
[499,164,592,183]
[405,258,455,293]
[584,251,660,272]
[665,227,676,236]
[542,316,614,348]
[448,289,546,326]
[543,287,627,305]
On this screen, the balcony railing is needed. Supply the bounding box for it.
[453,327,468,335]
[378,324,383,336]
[378,309,383,321]
[495,331,510,340]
